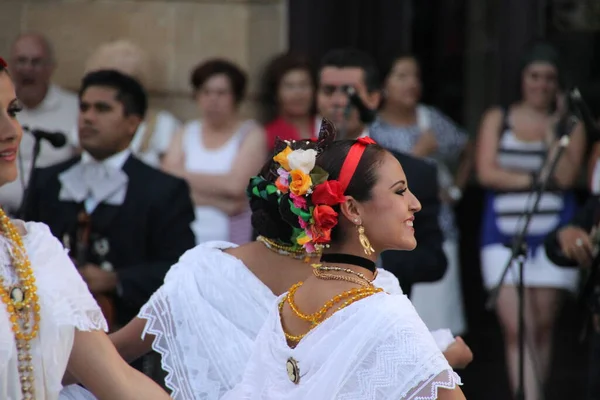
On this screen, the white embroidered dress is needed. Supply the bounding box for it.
[223,292,461,399]
[0,222,108,400]
[137,241,404,400]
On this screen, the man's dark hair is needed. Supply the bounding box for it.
[319,48,381,93]
[79,69,148,119]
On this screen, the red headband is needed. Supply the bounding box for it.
[338,137,377,193]
[0,58,7,68]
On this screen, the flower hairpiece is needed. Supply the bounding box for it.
[0,58,7,69]
[272,143,346,253]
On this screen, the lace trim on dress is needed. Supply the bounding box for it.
[138,241,272,400]
[139,289,200,399]
[411,369,462,400]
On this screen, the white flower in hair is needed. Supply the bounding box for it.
[287,149,318,174]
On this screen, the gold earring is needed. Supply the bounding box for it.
[357,225,374,256]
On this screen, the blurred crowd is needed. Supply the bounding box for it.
[7,31,600,399]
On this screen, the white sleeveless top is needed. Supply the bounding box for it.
[181,120,254,244]
[0,222,107,400]
[493,129,563,236]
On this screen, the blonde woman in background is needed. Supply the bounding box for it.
[71,39,181,168]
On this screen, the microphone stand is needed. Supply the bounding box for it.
[486,134,571,400]
[16,134,43,219]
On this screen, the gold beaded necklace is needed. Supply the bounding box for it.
[280,281,383,343]
[257,235,321,262]
[0,209,40,399]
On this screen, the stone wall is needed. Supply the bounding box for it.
[0,0,287,121]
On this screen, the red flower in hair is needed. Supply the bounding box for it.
[310,225,332,244]
[0,58,7,68]
[313,205,338,231]
[357,136,376,146]
[311,180,345,206]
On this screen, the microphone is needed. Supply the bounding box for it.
[23,126,68,148]
[345,87,377,125]
[569,88,600,143]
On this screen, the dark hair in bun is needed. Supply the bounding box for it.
[246,139,317,245]
[246,119,336,245]
[247,175,293,244]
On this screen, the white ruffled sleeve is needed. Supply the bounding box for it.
[27,222,108,333]
[138,241,274,400]
[335,294,462,399]
[0,222,107,400]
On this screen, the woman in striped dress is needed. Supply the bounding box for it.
[476,41,586,400]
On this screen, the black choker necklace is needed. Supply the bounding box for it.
[319,253,376,273]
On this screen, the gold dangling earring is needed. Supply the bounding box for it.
[357,225,375,256]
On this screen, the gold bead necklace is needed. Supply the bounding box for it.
[312,263,377,284]
[0,209,40,399]
[311,268,371,288]
[257,235,321,262]
[280,281,382,343]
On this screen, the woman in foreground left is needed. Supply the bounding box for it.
[0,57,172,400]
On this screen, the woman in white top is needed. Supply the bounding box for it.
[476,41,585,400]
[0,58,170,400]
[162,59,266,245]
[223,135,465,399]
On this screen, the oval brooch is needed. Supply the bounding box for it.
[286,357,300,384]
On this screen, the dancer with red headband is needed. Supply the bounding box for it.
[60,120,471,400]
[223,136,465,399]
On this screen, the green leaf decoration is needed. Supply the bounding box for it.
[309,166,329,186]
[265,183,278,196]
[288,199,312,221]
[290,227,306,248]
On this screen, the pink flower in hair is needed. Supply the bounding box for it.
[298,217,308,229]
[304,241,316,253]
[290,193,307,209]
[277,168,289,180]
[276,168,290,190]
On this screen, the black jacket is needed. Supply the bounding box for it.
[545,195,600,267]
[22,155,196,325]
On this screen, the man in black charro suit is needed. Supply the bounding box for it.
[545,194,600,400]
